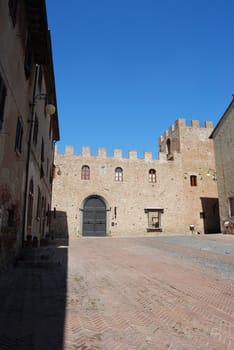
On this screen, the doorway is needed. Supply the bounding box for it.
[82,196,107,236]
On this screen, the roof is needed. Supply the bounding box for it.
[24,0,60,141]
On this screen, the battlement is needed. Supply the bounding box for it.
[159,118,213,144]
[55,145,153,161]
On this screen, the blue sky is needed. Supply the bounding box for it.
[46,0,234,158]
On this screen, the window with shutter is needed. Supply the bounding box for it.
[190,175,197,187]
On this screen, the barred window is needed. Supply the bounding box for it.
[0,73,7,130]
[228,197,234,217]
[115,167,123,182]
[149,169,156,183]
[81,165,90,180]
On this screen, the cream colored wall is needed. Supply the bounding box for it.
[51,119,219,238]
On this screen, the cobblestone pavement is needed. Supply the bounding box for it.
[0,234,234,350]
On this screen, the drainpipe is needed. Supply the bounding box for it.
[21,64,39,247]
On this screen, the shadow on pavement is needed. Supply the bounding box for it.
[0,238,69,350]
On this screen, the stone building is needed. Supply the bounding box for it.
[210,97,234,234]
[0,0,59,268]
[51,119,220,238]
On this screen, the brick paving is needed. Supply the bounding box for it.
[0,234,234,349]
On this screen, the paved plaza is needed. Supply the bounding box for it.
[0,234,234,349]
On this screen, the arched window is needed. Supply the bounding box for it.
[81,165,90,180]
[115,167,123,182]
[149,169,156,183]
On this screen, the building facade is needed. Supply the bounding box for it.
[210,97,234,234]
[51,119,220,238]
[0,0,59,268]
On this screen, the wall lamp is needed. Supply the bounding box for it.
[30,93,56,117]
[206,169,217,181]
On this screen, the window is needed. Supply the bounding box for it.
[24,35,32,79]
[27,179,34,230]
[8,0,18,27]
[15,117,23,153]
[145,208,164,232]
[228,197,234,217]
[41,138,44,162]
[37,66,42,92]
[33,115,38,145]
[8,208,14,227]
[115,167,123,182]
[0,73,7,130]
[149,169,156,183]
[49,119,52,139]
[36,187,41,219]
[81,165,90,180]
[190,175,197,187]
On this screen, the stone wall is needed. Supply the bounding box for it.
[51,119,220,238]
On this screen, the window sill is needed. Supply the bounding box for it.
[147,228,162,232]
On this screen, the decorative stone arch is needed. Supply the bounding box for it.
[80,195,111,236]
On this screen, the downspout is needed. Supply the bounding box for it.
[21,64,39,247]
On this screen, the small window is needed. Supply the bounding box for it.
[228,197,234,217]
[81,165,90,180]
[8,0,18,27]
[24,35,33,79]
[15,117,23,153]
[149,169,156,183]
[0,73,7,130]
[33,115,39,146]
[190,175,197,187]
[115,167,123,182]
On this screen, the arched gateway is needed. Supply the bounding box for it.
[82,195,107,236]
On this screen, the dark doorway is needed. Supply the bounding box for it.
[83,196,106,236]
[200,197,221,233]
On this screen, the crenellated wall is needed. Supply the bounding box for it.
[51,118,220,238]
[55,145,153,161]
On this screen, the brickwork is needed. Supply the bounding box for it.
[51,119,219,238]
